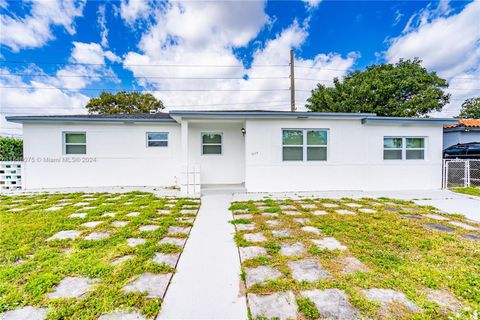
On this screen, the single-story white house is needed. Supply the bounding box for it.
[443,119,480,149]
[7,111,456,193]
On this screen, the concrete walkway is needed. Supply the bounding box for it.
[157,192,247,319]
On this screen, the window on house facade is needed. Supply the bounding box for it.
[202,133,222,155]
[282,129,328,161]
[63,132,86,155]
[384,137,425,160]
[147,132,168,147]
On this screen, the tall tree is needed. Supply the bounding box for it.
[458,97,480,119]
[306,58,450,117]
[86,91,164,114]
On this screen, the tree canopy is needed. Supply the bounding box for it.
[458,97,480,119]
[306,58,450,117]
[86,91,164,114]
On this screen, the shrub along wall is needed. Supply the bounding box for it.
[0,137,23,161]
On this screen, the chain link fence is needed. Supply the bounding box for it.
[443,159,480,188]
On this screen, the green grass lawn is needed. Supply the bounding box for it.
[0,192,199,319]
[452,186,480,197]
[230,198,480,319]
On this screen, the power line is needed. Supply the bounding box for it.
[0,72,290,80]
[0,60,289,68]
[0,86,290,92]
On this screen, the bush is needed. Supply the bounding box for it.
[0,137,23,161]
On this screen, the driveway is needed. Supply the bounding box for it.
[234,189,480,222]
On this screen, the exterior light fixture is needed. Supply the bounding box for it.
[241,128,246,136]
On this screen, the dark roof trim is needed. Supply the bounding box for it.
[168,110,375,119]
[444,127,480,133]
[362,117,457,126]
[6,115,176,124]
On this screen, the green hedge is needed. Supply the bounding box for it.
[0,137,23,161]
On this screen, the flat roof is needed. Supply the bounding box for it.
[6,110,457,126]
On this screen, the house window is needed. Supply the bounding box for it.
[282,129,328,161]
[63,132,86,155]
[384,137,425,160]
[202,133,222,155]
[147,132,168,147]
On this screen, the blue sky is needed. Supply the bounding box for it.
[1,0,479,135]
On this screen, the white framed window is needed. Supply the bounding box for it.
[147,132,168,147]
[63,132,86,155]
[384,137,425,160]
[282,129,328,161]
[202,132,222,155]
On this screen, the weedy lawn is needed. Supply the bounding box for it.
[453,187,480,197]
[0,192,199,319]
[230,198,480,320]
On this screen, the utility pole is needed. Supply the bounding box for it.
[289,49,296,112]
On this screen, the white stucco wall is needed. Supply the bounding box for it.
[443,131,480,149]
[22,122,182,189]
[187,122,245,185]
[244,119,444,192]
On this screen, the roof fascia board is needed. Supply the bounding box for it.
[5,116,178,124]
[362,117,457,126]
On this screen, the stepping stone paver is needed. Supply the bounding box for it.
[159,237,186,247]
[98,312,147,320]
[448,221,478,231]
[271,229,291,237]
[73,202,90,207]
[234,214,252,219]
[335,209,355,215]
[279,242,306,256]
[180,209,197,215]
[280,205,296,210]
[84,231,110,240]
[385,207,401,212]
[122,273,172,298]
[265,220,280,227]
[245,266,282,287]
[338,256,370,274]
[127,238,146,247]
[47,230,82,241]
[462,234,480,242]
[262,212,278,218]
[168,226,190,234]
[126,212,140,217]
[247,291,298,320]
[244,232,267,243]
[345,203,362,208]
[424,289,462,313]
[301,289,360,319]
[102,212,116,217]
[111,221,128,228]
[322,203,339,208]
[111,255,134,265]
[157,210,170,215]
[45,206,63,211]
[363,288,419,312]
[69,213,87,218]
[153,253,180,268]
[402,214,421,220]
[139,225,160,232]
[0,306,47,320]
[81,221,103,228]
[283,210,301,216]
[311,210,328,215]
[301,226,321,235]
[235,224,255,231]
[48,276,99,298]
[293,218,309,224]
[359,208,377,213]
[301,204,317,209]
[424,223,455,232]
[288,259,329,282]
[312,237,347,251]
[425,214,450,221]
[239,246,267,261]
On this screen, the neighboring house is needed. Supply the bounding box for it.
[7,111,456,193]
[443,119,480,149]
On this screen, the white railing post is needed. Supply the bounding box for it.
[465,160,471,188]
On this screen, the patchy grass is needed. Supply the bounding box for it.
[452,186,480,197]
[230,198,480,319]
[0,192,199,319]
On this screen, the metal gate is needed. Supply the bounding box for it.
[443,159,480,188]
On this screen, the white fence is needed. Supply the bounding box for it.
[0,161,23,190]
[181,164,201,195]
[443,159,480,189]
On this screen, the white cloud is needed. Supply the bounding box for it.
[385,0,480,117]
[124,1,355,111]
[302,0,321,9]
[119,0,151,25]
[97,4,109,47]
[0,0,86,52]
